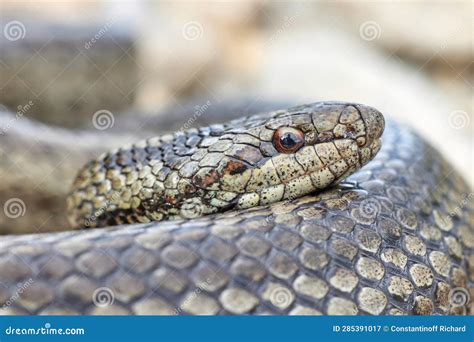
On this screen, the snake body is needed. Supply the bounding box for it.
[0,101,472,315]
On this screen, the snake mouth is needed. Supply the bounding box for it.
[358,137,382,166]
[235,150,362,210]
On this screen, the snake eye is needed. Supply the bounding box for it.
[273,127,304,153]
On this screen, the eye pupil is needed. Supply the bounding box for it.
[280,133,296,148]
[272,127,304,153]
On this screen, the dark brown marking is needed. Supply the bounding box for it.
[223,160,248,176]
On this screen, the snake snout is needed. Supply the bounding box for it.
[358,105,385,147]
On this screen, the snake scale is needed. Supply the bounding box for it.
[0,101,472,316]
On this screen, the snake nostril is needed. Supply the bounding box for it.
[356,137,366,147]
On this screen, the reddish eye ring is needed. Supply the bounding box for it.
[272,127,305,153]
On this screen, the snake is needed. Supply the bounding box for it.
[0,100,472,316]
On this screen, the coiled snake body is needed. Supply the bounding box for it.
[0,101,472,315]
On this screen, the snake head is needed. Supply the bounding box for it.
[195,102,385,210]
[67,101,384,227]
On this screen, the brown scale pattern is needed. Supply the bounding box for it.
[0,120,472,315]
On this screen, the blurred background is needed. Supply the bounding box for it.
[0,0,472,233]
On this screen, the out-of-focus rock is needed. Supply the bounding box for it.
[332,1,472,66]
[0,18,139,127]
[134,1,263,112]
